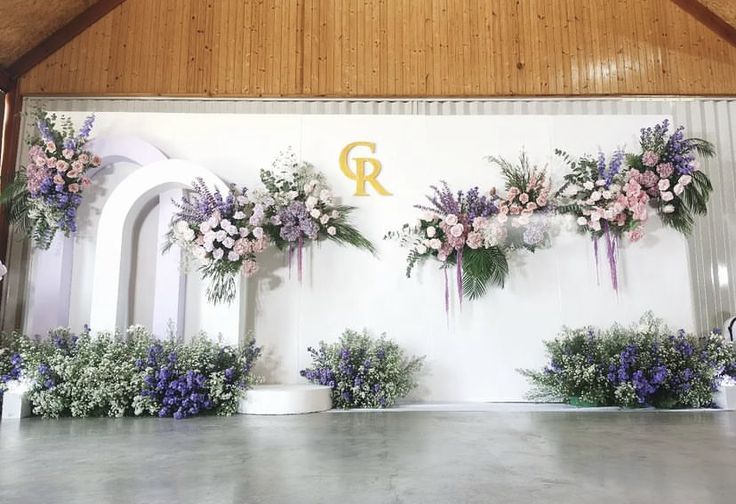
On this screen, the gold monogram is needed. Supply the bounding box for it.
[339,141,392,196]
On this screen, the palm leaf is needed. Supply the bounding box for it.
[461,246,508,301]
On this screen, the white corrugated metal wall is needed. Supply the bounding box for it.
[19,97,736,333]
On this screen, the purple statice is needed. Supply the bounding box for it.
[139,345,214,419]
[278,201,318,242]
[465,186,498,220]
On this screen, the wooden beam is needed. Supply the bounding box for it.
[7,0,128,79]
[671,0,736,48]
[0,68,12,93]
[0,84,23,270]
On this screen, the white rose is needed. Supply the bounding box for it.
[416,244,427,254]
[445,214,458,226]
[183,229,195,241]
[270,215,282,225]
[174,220,189,234]
[288,191,299,200]
[595,179,606,186]
[319,189,331,201]
[233,211,246,220]
[310,209,321,219]
[303,183,313,194]
[658,179,670,191]
[227,225,239,236]
[216,230,227,242]
[236,195,248,205]
[203,231,217,243]
[429,238,442,250]
[207,215,220,228]
[212,248,224,260]
[327,226,337,236]
[222,237,235,249]
[662,204,676,214]
[609,184,621,193]
[320,214,330,225]
[583,181,595,190]
[601,190,612,200]
[331,210,340,219]
[590,191,602,202]
[306,196,318,208]
[450,223,464,237]
[577,216,587,226]
[496,213,508,224]
[426,226,436,238]
[661,191,674,202]
[199,221,211,233]
[252,227,264,239]
[227,251,240,261]
[221,219,231,229]
[673,184,684,196]
[679,175,692,186]
[239,227,250,237]
[203,241,214,252]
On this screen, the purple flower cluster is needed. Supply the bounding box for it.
[640,119,698,175]
[596,149,625,187]
[173,177,237,225]
[419,182,497,219]
[278,201,318,242]
[139,343,214,420]
[0,353,23,396]
[38,362,56,390]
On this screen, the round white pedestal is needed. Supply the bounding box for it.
[238,384,333,415]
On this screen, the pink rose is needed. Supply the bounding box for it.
[62,149,74,160]
[92,155,102,167]
[68,183,80,193]
[79,153,90,164]
[642,151,659,167]
[449,223,464,238]
[46,141,56,153]
[640,171,658,188]
[53,174,65,185]
[536,196,547,207]
[46,157,56,168]
[656,163,674,179]
[466,231,483,249]
[509,205,521,216]
[526,202,537,211]
[519,193,529,204]
[56,160,69,172]
[81,177,91,187]
[627,227,644,243]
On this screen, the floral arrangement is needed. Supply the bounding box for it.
[0,110,99,249]
[257,151,375,280]
[0,326,261,419]
[627,119,714,234]
[386,182,508,306]
[521,313,736,408]
[167,178,270,304]
[487,153,554,251]
[555,149,649,290]
[0,332,23,408]
[300,329,423,408]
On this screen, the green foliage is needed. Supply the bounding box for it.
[461,246,508,300]
[301,329,424,409]
[521,313,736,409]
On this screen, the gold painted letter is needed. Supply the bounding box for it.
[339,141,392,196]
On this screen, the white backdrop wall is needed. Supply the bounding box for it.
[5,97,734,402]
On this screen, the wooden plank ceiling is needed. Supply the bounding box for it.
[0,0,98,67]
[702,0,736,27]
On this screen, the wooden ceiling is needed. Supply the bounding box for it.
[702,0,736,27]
[0,0,97,67]
[0,0,734,88]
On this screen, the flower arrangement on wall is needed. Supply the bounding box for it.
[521,312,736,409]
[0,326,261,419]
[257,151,375,279]
[300,329,424,409]
[167,179,270,304]
[626,119,714,235]
[387,155,554,305]
[555,149,650,290]
[0,110,99,249]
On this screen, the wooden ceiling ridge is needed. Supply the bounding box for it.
[672,0,736,48]
[3,0,128,88]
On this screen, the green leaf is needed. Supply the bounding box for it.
[461,246,508,301]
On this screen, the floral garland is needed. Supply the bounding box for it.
[626,119,714,235]
[555,149,649,291]
[256,151,375,280]
[166,179,269,304]
[1,110,99,249]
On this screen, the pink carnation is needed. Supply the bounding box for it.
[656,163,674,179]
[242,260,259,276]
[642,151,659,167]
[640,171,658,188]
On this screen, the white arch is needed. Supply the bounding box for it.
[25,136,168,337]
[88,159,242,343]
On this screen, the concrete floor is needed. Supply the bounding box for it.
[1,411,735,504]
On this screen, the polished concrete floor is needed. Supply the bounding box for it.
[1,410,735,504]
